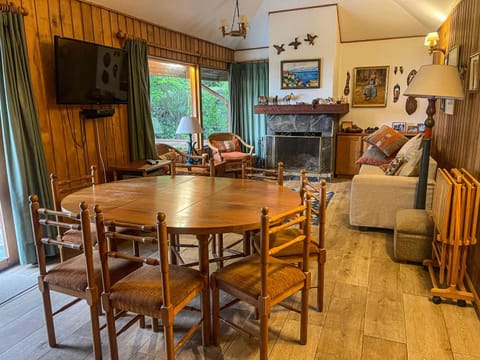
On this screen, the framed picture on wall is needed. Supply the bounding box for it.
[468,51,479,92]
[445,46,460,115]
[280,59,320,89]
[352,66,389,107]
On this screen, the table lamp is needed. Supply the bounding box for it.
[176,116,203,158]
[403,64,464,209]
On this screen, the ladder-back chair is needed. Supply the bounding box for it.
[210,194,312,360]
[95,207,207,360]
[29,195,141,359]
[50,165,98,261]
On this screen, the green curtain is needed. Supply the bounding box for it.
[0,11,54,264]
[125,39,157,160]
[229,62,268,159]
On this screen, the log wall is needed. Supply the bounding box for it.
[435,0,480,297]
[13,0,233,182]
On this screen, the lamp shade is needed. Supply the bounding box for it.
[403,64,465,100]
[176,116,203,134]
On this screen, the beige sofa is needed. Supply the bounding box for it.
[349,157,437,229]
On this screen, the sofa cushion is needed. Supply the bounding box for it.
[397,133,423,159]
[364,125,408,157]
[211,138,240,153]
[398,148,422,177]
[383,155,405,175]
[356,145,392,166]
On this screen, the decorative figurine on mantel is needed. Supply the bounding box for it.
[282,92,294,104]
[258,96,268,105]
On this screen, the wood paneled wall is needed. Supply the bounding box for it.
[434,0,480,296]
[14,0,233,183]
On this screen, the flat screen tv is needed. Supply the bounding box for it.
[54,36,129,104]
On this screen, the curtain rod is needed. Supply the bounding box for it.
[0,2,28,15]
[116,30,231,64]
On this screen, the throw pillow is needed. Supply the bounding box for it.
[364,125,408,157]
[356,145,392,166]
[398,148,422,177]
[211,139,240,152]
[384,155,405,176]
[397,133,423,160]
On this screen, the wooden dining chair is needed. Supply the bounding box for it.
[241,160,284,186]
[253,169,327,311]
[157,143,214,177]
[213,160,285,268]
[210,193,312,360]
[95,206,207,360]
[50,165,98,261]
[29,195,141,360]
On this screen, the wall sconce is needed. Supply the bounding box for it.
[424,32,445,55]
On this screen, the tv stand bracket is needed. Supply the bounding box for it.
[80,108,115,119]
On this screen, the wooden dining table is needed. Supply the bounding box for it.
[61,175,300,346]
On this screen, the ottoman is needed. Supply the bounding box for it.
[394,209,434,263]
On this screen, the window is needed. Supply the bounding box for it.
[200,67,229,139]
[148,59,229,149]
[149,59,195,147]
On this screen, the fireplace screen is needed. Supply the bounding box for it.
[265,134,331,174]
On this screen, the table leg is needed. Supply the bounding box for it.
[197,234,211,346]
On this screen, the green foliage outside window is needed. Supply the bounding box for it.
[149,68,229,142]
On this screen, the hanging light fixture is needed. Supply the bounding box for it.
[220,0,248,39]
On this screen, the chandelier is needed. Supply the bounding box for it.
[220,0,248,39]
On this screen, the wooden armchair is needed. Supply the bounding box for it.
[50,165,98,261]
[156,143,214,176]
[29,195,141,359]
[95,207,207,360]
[210,194,312,360]
[208,132,254,175]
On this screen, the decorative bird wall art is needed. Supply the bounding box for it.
[273,44,285,55]
[304,33,317,45]
[288,37,301,50]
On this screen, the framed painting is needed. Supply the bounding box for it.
[407,124,418,134]
[468,51,479,92]
[281,59,320,89]
[352,66,389,107]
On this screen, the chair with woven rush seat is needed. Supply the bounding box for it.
[210,193,312,360]
[156,143,214,177]
[29,195,141,360]
[50,165,98,261]
[241,159,284,186]
[253,169,327,312]
[213,160,285,268]
[208,132,254,176]
[95,207,207,360]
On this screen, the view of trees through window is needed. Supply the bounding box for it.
[148,59,229,147]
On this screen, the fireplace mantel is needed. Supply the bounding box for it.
[254,103,349,115]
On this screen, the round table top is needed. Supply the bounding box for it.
[61,176,300,235]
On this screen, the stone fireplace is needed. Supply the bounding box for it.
[254,104,349,178]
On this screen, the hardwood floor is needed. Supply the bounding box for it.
[1,178,480,359]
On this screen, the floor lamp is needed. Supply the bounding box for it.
[403,64,464,209]
[176,116,203,163]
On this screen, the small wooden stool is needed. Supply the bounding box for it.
[394,209,433,263]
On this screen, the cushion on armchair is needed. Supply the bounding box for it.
[211,139,240,153]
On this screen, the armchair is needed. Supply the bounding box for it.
[207,132,254,175]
